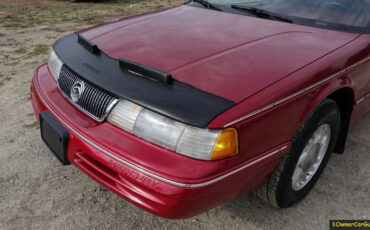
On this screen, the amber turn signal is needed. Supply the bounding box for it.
[211,128,239,160]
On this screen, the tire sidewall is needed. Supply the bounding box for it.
[276,99,341,208]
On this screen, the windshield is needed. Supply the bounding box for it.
[188,0,370,33]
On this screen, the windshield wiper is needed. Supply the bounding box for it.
[231,5,293,23]
[188,0,223,11]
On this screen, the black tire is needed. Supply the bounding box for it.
[256,98,341,208]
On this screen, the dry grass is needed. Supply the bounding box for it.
[0,0,183,30]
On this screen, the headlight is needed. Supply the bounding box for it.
[108,100,239,160]
[48,50,63,81]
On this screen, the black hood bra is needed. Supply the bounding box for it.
[53,33,235,128]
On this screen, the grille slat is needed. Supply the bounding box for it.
[87,86,98,114]
[99,93,110,117]
[99,94,111,118]
[90,87,102,116]
[82,85,94,111]
[95,93,105,118]
[57,65,118,121]
[83,85,94,113]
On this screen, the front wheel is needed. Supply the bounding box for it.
[256,99,341,208]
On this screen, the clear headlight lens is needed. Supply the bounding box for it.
[133,110,187,151]
[176,127,220,159]
[108,100,239,160]
[48,50,63,81]
[108,100,143,132]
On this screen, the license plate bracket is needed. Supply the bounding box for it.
[40,111,70,165]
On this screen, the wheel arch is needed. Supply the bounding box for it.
[327,87,355,154]
[301,82,355,154]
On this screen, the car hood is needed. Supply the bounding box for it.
[80,5,358,103]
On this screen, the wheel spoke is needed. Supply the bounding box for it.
[291,124,331,191]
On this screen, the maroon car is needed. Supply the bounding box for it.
[30,0,370,218]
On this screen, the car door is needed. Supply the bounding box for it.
[350,22,370,121]
[366,23,370,94]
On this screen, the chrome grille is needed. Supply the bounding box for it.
[58,65,118,121]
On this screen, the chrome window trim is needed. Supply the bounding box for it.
[225,57,370,127]
[35,83,288,188]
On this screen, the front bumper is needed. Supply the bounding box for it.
[30,63,289,218]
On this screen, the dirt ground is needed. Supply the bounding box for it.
[0,0,369,229]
